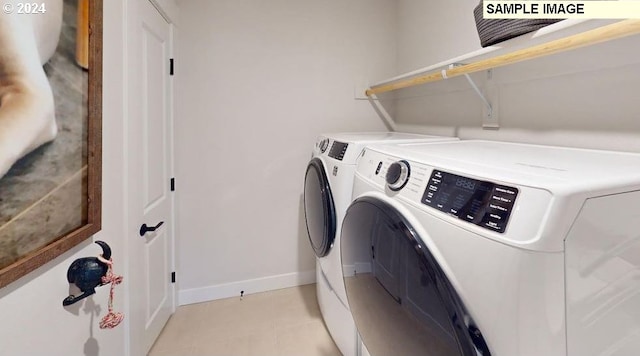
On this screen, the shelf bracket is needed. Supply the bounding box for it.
[368,94,398,131]
[449,64,498,129]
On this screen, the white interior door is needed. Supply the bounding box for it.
[127,0,175,354]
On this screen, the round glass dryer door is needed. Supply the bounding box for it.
[303,158,336,258]
[341,197,491,356]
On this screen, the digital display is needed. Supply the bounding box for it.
[422,170,518,233]
[328,141,348,161]
[455,177,475,191]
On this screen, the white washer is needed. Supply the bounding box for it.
[342,140,640,356]
[303,132,458,356]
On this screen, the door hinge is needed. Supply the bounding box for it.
[170,178,175,191]
[171,271,176,283]
[170,58,174,76]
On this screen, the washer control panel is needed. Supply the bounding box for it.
[421,170,518,233]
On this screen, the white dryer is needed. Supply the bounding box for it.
[303,132,457,356]
[342,140,640,356]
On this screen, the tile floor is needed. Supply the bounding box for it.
[149,284,342,356]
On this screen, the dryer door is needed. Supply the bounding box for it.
[341,197,491,356]
[303,158,336,257]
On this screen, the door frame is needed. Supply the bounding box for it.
[149,0,178,313]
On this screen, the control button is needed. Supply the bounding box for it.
[484,208,509,220]
[494,186,517,196]
[375,162,383,175]
[491,194,513,204]
[386,160,411,191]
[481,210,508,233]
[488,203,508,212]
[484,221,504,232]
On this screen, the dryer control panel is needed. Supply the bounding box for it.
[422,170,518,233]
[328,141,348,161]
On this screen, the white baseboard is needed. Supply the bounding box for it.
[178,270,316,306]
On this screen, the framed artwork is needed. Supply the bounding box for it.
[0,0,102,288]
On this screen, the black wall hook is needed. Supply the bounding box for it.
[62,241,112,306]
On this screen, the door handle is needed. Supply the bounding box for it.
[140,221,164,236]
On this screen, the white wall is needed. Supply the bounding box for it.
[390,0,640,153]
[0,1,127,355]
[175,0,397,304]
[396,0,480,74]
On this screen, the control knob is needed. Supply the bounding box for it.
[318,138,330,153]
[385,160,411,191]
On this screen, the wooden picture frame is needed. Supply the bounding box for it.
[0,0,102,288]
